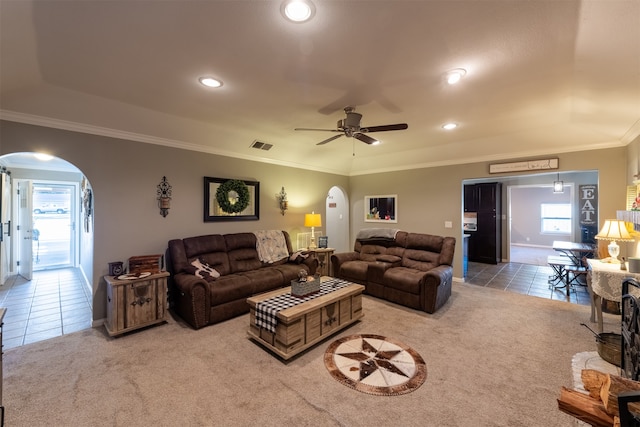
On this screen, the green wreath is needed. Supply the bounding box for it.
[216,179,250,214]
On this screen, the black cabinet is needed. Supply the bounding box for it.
[464,185,478,212]
[464,183,502,264]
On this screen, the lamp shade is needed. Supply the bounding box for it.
[595,219,634,242]
[304,213,322,228]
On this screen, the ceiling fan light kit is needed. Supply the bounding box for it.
[295,106,408,146]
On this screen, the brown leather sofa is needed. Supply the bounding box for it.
[167,231,317,329]
[331,230,456,314]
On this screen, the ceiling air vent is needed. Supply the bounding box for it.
[250,140,273,151]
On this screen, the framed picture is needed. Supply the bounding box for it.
[318,236,328,248]
[204,177,260,222]
[365,194,397,223]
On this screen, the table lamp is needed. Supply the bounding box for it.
[595,219,634,263]
[304,211,322,249]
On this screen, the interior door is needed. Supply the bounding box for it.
[0,172,11,285]
[16,180,33,280]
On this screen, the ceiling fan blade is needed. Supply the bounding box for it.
[362,123,408,133]
[295,128,341,132]
[354,133,379,145]
[317,134,344,145]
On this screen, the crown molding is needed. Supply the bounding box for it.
[0,110,350,176]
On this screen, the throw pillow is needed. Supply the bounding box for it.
[289,250,309,264]
[190,259,221,281]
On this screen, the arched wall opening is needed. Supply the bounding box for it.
[0,152,94,311]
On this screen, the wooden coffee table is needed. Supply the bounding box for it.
[247,277,364,359]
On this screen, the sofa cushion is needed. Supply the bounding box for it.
[183,234,226,259]
[228,248,262,273]
[272,264,311,283]
[224,233,262,273]
[406,232,443,252]
[337,260,370,282]
[196,252,231,276]
[239,269,285,294]
[401,249,439,271]
[209,274,254,305]
[359,245,388,262]
[376,254,401,263]
[383,267,425,294]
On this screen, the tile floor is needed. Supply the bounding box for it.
[0,268,92,349]
[465,261,591,306]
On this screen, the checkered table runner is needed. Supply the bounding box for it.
[255,277,351,333]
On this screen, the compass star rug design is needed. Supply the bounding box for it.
[324,334,427,396]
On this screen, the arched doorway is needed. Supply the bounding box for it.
[0,152,93,348]
[325,186,349,253]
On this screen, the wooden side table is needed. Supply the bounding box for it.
[104,271,169,336]
[311,248,334,277]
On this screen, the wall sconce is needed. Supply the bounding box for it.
[157,176,172,217]
[553,173,564,193]
[276,186,288,215]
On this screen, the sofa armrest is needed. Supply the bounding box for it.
[171,273,210,329]
[421,265,454,313]
[301,254,319,275]
[422,264,453,286]
[331,252,360,274]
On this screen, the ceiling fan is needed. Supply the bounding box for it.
[295,106,408,145]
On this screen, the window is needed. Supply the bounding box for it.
[541,203,571,234]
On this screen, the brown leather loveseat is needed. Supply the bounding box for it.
[331,229,455,314]
[167,230,317,329]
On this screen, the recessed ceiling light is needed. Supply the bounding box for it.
[199,77,223,88]
[281,0,315,23]
[442,123,458,130]
[34,153,53,161]
[371,140,381,145]
[446,68,466,85]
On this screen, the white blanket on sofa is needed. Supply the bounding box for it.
[254,230,289,264]
[356,228,400,240]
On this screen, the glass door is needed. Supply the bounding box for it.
[32,182,77,270]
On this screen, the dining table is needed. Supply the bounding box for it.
[552,240,596,266]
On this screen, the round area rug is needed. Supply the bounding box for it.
[324,334,427,396]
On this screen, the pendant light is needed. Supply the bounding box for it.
[553,173,564,193]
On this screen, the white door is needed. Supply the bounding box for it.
[16,180,33,280]
[0,172,11,285]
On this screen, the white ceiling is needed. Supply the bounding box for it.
[1,0,639,176]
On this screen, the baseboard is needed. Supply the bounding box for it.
[92,318,105,328]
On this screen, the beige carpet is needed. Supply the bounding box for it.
[3,283,620,426]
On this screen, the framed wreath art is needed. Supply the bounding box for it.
[204,176,260,222]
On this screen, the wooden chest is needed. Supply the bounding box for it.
[247,279,364,359]
[127,255,162,274]
[104,271,169,336]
